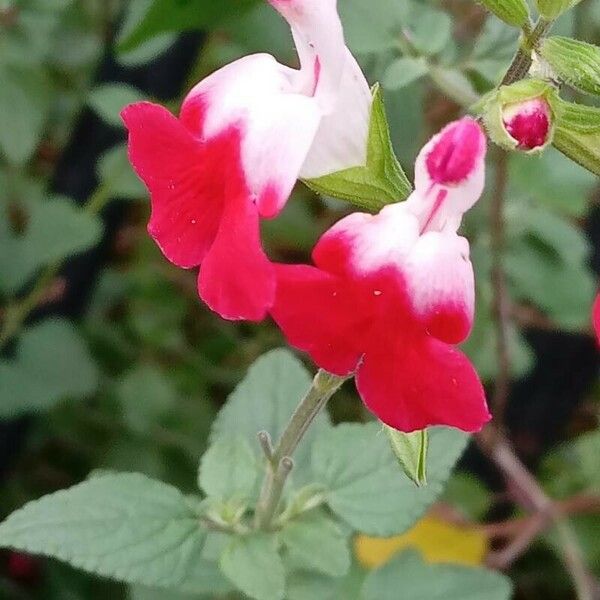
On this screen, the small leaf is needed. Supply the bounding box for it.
[220,534,284,600]
[477,0,530,27]
[0,319,99,419]
[312,423,468,536]
[535,0,584,19]
[88,84,146,127]
[385,426,428,487]
[0,473,210,592]
[98,144,147,199]
[383,57,428,90]
[541,37,600,96]
[116,365,178,434]
[362,551,512,600]
[280,510,351,578]
[198,437,258,500]
[0,196,102,294]
[211,349,331,487]
[0,66,52,164]
[119,0,259,52]
[303,84,412,212]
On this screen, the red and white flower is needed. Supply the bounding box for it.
[121,0,371,321]
[271,118,492,433]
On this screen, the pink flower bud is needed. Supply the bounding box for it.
[502,97,551,151]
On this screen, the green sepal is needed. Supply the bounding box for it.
[541,37,600,96]
[535,0,584,19]
[481,78,560,153]
[553,99,600,176]
[477,0,530,27]
[303,84,412,213]
[385,425,428,487]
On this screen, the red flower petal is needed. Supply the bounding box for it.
[122,102,241,269]
[356,332,490,433]
[198,193,275,321]
[593,294,600,344]
[271,264,370,375]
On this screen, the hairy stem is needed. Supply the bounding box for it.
[254,369,348,530]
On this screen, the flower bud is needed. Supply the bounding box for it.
[502,97,551,151]
[482,79,558,154]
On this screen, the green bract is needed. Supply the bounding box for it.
[385,426,429,487]
[553,99,600,176]
[541,37,600,96]
[482,78,559,153]
[477,0,530,27]
[303,84,412,212]
[535,0,584,19]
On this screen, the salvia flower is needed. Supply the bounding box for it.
[482,79,557,154]
[271,118,492,433]
[122,0,371,321]
[502,97,551,151]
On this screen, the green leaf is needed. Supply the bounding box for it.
[116,364,178,434]
[385,426,428,487]
[98,144,147,199]
[383,57,428,90]
[536,0,584,19]
[541,37,600,96]
[443,473,493,521]
[0,473,211,592]
[304,85,412,212]
[470,19,519,84]
[280,510,351,578]
[211,349,331,487]
[220,533,284,600]
[286,572,339,600]
[119,0,260,52]
[0,66,52,164]
[198,436,258,500]
[477,0,530,27]
[0,196,102,294]
[88,84,145,127]
[312,423,468,536]
[405,6,453,56]
[362,551,512,600]
[0,319,99,419]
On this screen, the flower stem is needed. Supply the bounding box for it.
[254,369,348,530]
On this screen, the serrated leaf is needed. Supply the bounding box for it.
[280,510,351,578]
[0,319,99,419]
[303,85,412,212]
[362,551,512,600]
[383,57,428,90]
[536,0,584,19]
[88,84,146,127]
[477,0,530,27]
[385,426,428,487]
[312,423,468,536]
[0,473,210,592]
[541,37,600,96]
[0,196,102,294]
[198,436,258,500]
[211,349,331,487]
[220,533,284,600]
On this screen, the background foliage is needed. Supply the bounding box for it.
[0,0,600,598]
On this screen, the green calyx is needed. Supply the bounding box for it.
[535,0,584,20]
[482,79,560,154]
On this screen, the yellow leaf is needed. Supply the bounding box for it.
[355,515,489,569]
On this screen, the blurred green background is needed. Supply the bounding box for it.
[1,0,600,598]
